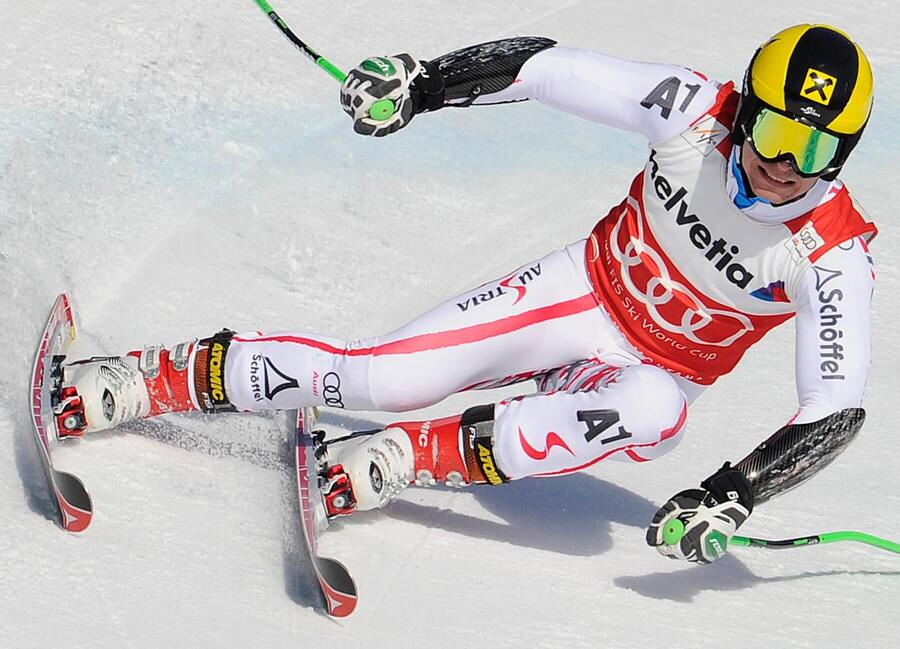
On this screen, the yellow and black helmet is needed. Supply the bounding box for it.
[733,24,873,179]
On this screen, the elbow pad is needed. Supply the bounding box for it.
[735,408,866,505]
[413,36,557,112]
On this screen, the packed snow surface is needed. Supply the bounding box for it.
[1,1,898,647]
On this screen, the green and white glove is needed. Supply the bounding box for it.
[340,54,422,137]
[646,463,754,564]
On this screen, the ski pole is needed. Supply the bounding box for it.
[731,531,900,554]
[662,520,900,555]
[249,0,396,121]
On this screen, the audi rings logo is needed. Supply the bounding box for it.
[610,200,754,347]
[322,372,344,408]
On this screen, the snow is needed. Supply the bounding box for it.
[1,1,898,647]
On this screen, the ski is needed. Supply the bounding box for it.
[294,407,358,617]
[29,293,93,532]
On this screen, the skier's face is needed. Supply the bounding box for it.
[741,142,820,205]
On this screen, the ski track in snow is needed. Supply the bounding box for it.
[2,2,899,648]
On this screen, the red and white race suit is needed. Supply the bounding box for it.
[218,47,876,479]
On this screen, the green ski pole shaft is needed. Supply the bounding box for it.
[663,518,899,555]
[249,0,396,122]
[731,531,900,554]
[250,0,346,83]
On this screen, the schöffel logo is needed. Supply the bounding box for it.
[249,354,264,402]
[814,265,845,381]
[250,354,299,402]
[263,357,299,401]
[457,264,541,312]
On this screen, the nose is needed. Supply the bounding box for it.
[772,159,796,175]
[760,157,800,180]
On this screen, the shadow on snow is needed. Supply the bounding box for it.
[384,472,658,557]
[11,404,58,526]
[615,558,900,603]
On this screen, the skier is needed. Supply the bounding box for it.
[55,24,876,563]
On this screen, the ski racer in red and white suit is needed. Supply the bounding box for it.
[58,29,877,564]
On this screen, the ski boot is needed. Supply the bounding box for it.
[317,404,508,518]
[52,339,202,437]
[53,355,151,437]
[317,427,416,517]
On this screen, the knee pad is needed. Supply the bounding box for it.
[627,365,686,429]
[612,365,688,461]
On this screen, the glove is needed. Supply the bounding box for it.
[340,54,423,137]
[646,463,754,564]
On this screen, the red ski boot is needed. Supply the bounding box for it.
[320,405,508,517]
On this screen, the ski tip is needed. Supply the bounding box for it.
[60,506,93,533]
[315,556,358,618]
[52,469,93,533]
[60,292,77,340]
[321,583,358,618]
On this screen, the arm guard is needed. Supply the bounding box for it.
[734,408,866,505]
[411,36,557,112]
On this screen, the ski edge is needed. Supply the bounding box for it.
[294,407,358,618]
[29,293,94,533]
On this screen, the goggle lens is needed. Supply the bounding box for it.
[747,108,841,176]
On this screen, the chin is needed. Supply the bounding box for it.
[746,170,807,205]
[754,188,792,203]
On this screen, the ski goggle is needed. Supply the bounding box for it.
[743,107,843,177]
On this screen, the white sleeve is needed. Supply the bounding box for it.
[791,239,874,424]
[472,46,722,145]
